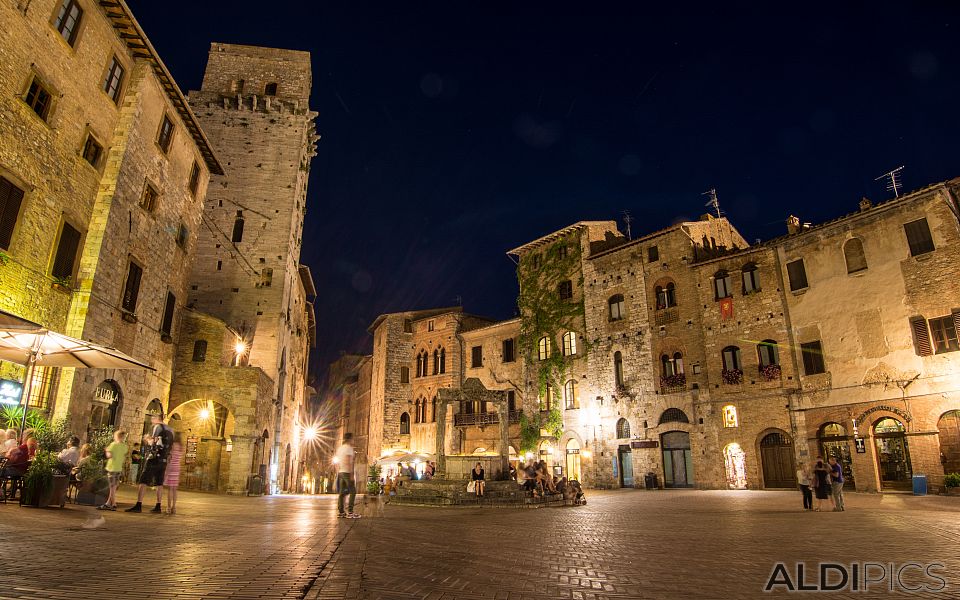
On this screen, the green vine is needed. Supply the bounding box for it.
[518,407,563,454]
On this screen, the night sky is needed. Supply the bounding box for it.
[130,2,959,379]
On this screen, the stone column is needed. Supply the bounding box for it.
[497,397,509,478]
[225,435,258,495]
[436,398,447,477]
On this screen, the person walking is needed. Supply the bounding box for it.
[796,461,813,510]
[100,430,128,511]
[129,442,142,485]
[812,457,831,512]
[164,432,183,514]
[828,456,845,512]
[334,433,359,518]
[126,414,173,514]
[471,462,486,497]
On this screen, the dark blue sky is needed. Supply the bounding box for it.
[131,2,959,377]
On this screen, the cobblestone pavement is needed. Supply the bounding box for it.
[3,487,960,599]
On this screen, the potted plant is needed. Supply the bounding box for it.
[366,463,382,496]
[945,473,960,496]
[21,418,72,508]
[75,426,113,506]
[51,275,72,293]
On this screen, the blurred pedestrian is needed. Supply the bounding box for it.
[100,430,128,511]
[164,432,183,514]
[812,457,831,512]
[796,461,812,510]
[828,456,845,512]
[334,433,359,518]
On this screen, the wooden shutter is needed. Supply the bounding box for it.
[910,316,932,356]
[0,176,25,250]
[51,222,81,280]
[122,262,142,313]
[160,292,176,335]
[952,309,960,341]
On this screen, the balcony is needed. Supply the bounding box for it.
[454,410,522,427]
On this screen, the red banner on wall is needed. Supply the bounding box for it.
[719,298,734,320]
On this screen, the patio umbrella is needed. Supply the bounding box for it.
[0,310,154,434]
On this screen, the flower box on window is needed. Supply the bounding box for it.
[721,368,743,385]
[660,373,686,392]
[759,363,781,381]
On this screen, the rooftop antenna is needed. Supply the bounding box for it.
[622,210,634,240]
[453,295,463,306]
[874,166,904,198]
[703,188,723,218]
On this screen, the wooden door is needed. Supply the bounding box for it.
[760,432,797,488]
[939,411,960,475]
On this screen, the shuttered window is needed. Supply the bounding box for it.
[50,222,81,280]
[0,176,26,250]
[471,345,483,368]
[160,292,176,336]
[910,316,933,356]
[904,218,935,256]
[929,315,959,354]
[786,259,808,291]
[800,341,826,375]
[121,261,142,313]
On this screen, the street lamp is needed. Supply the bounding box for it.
[198,408,210,420]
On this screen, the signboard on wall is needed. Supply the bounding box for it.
[185,436,199,464]
[631,440,659,449]
[854,438,866,454]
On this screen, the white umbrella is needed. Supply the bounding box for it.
[0,310,154,433]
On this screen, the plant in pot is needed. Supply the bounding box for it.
[51,275,72,293]
[75,426,114,506]
[21,418,72,508]
[944,473,960,496]
[366,463,382,496]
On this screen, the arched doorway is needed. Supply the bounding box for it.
[723,443,747,489]
[759,431,797,488]
[661,431,693,488]
[168,399,235,492]
[89,380,122,439]
[565,438,582,481]
[818,422,855,488]
[874,417,912,490]
[938,410,960,475]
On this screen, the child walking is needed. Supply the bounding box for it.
[164,431,183,514]
[100,430,128,511]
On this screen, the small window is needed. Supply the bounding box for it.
[103,56,125,103]
[614,351,624,387]
[537,336,551,360]
[843,238,867,274]
[54,0,83,46]
[562,331,577,356]
[558,280,573,300]
[471,345,483,368]
[231,211,244,243]
[435,347,446,374]
[189,161,201,196]
[50,221,81,281]
[24,77,53,121]
[786,259,808,291]
[557,244,568,260]
[531,254,542,269]
[721,346,742,372]
[403,319,413,333]
[609,294,625,321]
[399,412,410,435]
[175,223,188,248]
[502,338,516,362]
[904,218,935,256]
[157,115,174,153]
[260,267,273,287]
[800,341,826,375]
[564,380,579,409]
[400,366,410,383]
[121,260,143,314]
[656,283,677,309]
[741,263,760,294]
[191,339,207,362]
[140,182,158,212]
[233,79,245,94]
[757,340,779,366]
[507,390,516,412]
[648,245,659,262]
[264,82,278,96]
[160,291,176,336]
[714,270,733,299]
[661,352,684,377]
[616,418,631,439]
[722,405,738,428]
[0,176,26,250]
[81,134,103,168]
[929,316,960,354]
[427,320,435,332]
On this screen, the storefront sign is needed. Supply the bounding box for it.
[631,440,659,449]
[0,379,23,405]
[854,438,866,454]
[94,382,119,403]
[185,436,199,464]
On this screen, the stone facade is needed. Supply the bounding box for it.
[0,0,219,441]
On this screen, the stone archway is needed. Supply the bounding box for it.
[168,398,236,492]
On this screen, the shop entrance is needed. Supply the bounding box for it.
[874,417,912,491]
[938,410,960,475]
[759,431,797,488]
[818,422,855,488]
[617,444,634,487]
[661,431,693,488]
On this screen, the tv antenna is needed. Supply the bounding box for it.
[875,166,904,197]
[703,188,723,218]
[453,295,463,306]
[622,210,634,240]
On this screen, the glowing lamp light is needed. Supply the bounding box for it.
[234,340,248,355]
[525,451,534,460]
[198,408,211,420]
[582,450,593,459]
[332,456,340,465]
[547,446,555,456]
[303,426,318,441]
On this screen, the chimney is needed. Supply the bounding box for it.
[786,215,801,235]
[859,197,872,211]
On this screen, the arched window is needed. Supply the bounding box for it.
[614,351,624,387]
[722,405,738,428]
[742,262,760,294]
[757,340,780,380]
[437,347,446,374]
[722,346,742,371]
[399,412,410,434]
[562,331,577,356]
[714,270,733,299]
[564,380,579,409]
[616,418,631,439]
[414,399,421,423]
[819,422,847,438]
[656,282,677,309]
[661,352,684,376]
[844,238,867,274]
[608,294,625,321]
[416,350,429,378]
[431,397,437,422]
[539,386,554,411]
[537,336,551,360]
[659,408,689,425]
[422,398,428,423]
[264,82,278,96]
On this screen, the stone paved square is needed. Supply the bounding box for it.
[3,487,959,599]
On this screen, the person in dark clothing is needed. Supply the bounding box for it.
[471,462,485,497]
[812,457,831,512]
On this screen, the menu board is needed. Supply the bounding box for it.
[185,436,199,464]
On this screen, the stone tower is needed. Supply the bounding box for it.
[184,43,318,491]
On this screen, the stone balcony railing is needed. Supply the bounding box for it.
[454,410,522,427]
